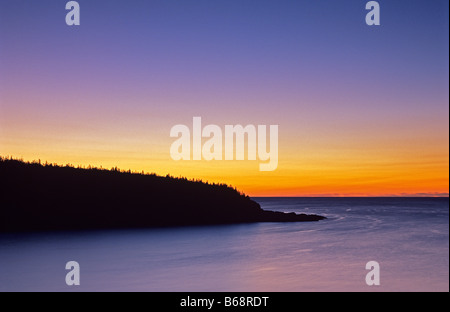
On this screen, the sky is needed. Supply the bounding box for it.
[0,0,448,196]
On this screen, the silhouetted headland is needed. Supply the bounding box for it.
[0,157,325,232]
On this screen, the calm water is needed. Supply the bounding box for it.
[0,198,448,292]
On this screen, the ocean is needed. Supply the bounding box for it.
[0,197,448,292]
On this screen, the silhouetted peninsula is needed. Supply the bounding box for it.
[0,157,325,232]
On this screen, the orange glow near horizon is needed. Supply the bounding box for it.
[1,100,448,198]
[2,90,448,198]
[1,131,448,197]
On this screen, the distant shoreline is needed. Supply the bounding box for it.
[0,158,325,233]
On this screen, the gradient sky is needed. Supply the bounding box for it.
[0,0,448,196]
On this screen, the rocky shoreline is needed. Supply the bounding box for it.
[0,158,325,232]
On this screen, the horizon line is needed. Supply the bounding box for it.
[1,155,448,199]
